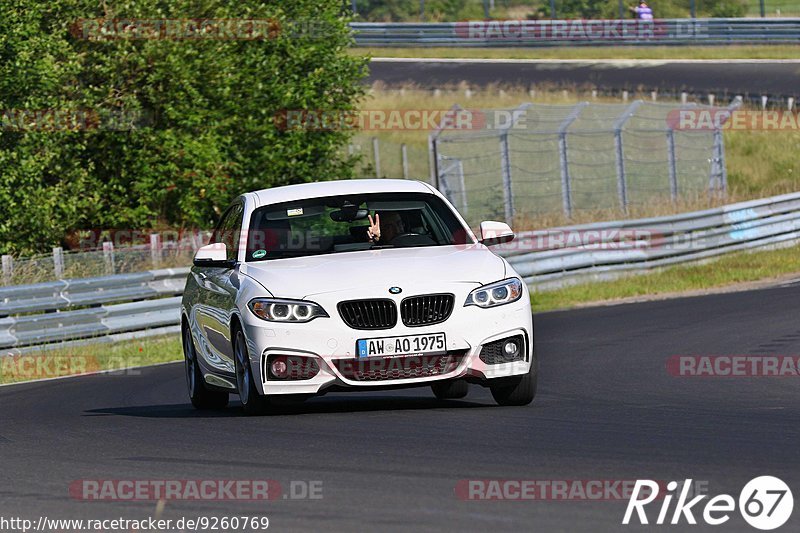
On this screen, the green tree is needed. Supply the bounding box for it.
[0,1,367,254]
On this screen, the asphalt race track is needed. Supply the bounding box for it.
[1,283,799,531]
[369,58,800,99]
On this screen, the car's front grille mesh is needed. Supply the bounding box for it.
[334,352,466,381]
[337,299,397,330]
[400,293,455,327]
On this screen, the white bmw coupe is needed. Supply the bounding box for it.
[181,179,536,414]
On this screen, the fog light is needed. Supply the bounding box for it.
[270,356,289,379]
[503,341,519,357]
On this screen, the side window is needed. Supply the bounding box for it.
[210,203,244,262]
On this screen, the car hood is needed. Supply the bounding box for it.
[240,244,506,299]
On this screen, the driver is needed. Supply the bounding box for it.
[367,211,404,244]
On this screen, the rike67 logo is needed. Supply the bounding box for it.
[623,476,793,530]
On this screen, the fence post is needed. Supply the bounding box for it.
[557,102,588,218]
[614,132,628,213]
[495,102,533,224]
[499,132,515,224]
[102,241,116,275]
[428,104,463,189]
[53,247,64,279]
[401,143,409,179]
[710,129,725,197]
[666,129,678,203]
[372,137,381,178]
[612,101,642,214]
[557,134,572,217]
[709,97,741,197]
[2,255,12,285]
[150,233,162,268]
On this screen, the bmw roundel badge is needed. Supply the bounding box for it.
[389,287,402,294]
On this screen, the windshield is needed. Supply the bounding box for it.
[245,192,473,261]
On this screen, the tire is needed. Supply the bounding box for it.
[431,379,469,400]
[233,327,270,415]
[183,325,229,409]
[490,353,538,407]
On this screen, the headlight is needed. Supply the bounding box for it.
[248,298,328,323]
[464,278,523,308]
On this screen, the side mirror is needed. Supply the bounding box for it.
[193,243,232,267]
[479,221,515,246]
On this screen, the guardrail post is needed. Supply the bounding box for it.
[150,233,162,267]
[103,242,116,275]
[52,247,64,279]
[372,137,381,178]
[2,255,12,285]
[190,230,201,252]
[499,131,515,224]
[667,129,678,203]
[401,143,409,179]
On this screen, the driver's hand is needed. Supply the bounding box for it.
[367,213,381,242]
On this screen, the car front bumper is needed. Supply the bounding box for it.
[239,284,533,396]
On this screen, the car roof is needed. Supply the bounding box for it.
[251,179,434,207]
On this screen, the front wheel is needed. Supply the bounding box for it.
[490,355,538,406]
[183,325,229,409]
[234,328,270,415]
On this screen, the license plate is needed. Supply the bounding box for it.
[357,333,446,359]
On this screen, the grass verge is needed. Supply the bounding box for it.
[0,334,182,385]
[356,46,800,61]
[532,243,800,312]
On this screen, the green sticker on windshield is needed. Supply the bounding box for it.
[252,249,267,259]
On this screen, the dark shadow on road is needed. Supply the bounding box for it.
[84,394,497,418]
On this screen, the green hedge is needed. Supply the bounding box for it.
[0,1,367,255]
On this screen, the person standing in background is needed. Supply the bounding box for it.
[631,1,654,20]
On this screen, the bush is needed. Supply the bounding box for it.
[710,0,748,17]
[0,1,367,255]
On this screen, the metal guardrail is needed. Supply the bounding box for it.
[496,191,800,289]
[0,268,188,354]
[3,191,800,352]
[351,19,800,46]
